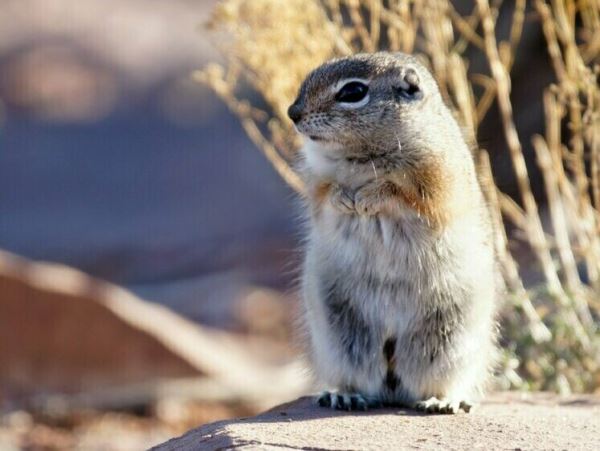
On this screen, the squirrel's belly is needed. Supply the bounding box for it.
[313,212,439,340]
[307,210,493,403]
[313,209,478,327]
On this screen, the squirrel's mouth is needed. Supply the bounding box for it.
[309,135,324,141]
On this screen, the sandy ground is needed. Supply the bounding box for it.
[153,392,600,450]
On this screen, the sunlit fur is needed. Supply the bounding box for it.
[294,52,499,412]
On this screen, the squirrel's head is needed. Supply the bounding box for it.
[288,52,450,159]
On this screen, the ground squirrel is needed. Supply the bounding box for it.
[288,52,498,414]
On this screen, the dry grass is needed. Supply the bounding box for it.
[197,0,600,393]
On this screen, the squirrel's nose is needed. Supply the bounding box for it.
[287,104,303,124]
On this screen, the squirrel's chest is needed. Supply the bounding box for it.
[313,208,440,285]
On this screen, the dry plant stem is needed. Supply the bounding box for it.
[472,74,497,124]
[324,0,344,28]
[369,0,382,49]
[535,1,568,82]
[537,1,591,215]
[379,11,402,51]
[498,193,528,231]
[477,0,551,280]
[399,0,418,53]
[542,88,595,324]
[537,0,600,306]
[533,136,593,327]
[449,53,476,133]
[418,0,459,102]
[448,5,484,51]
[347,0,375,51]
[544,89,600,291]
[193,71,304,194]
[592,129,600,225]
[479,151,551,343]
[476,0,590,348]
[240,117,305,194]
[505,0,526,70]
[508,0,526,51]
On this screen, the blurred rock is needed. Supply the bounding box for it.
[0,251,200,407]
[0,250,308,414]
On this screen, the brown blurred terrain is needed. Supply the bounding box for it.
[0,250,307,449]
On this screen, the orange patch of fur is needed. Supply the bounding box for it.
[396,157,469,229]
[310,181,332,215]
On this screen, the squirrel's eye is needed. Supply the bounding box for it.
[335,82,369,103]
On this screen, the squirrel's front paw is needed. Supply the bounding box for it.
[330,185,355,214]
[316,391,369,411]
[354,180,395,216]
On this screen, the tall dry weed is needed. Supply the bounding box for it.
[197,0,600,393]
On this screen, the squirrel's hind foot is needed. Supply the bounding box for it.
[414,397,473,414]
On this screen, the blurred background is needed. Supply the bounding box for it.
[0,0,299,328]
[0,0,598,449]
[0,0,303,449]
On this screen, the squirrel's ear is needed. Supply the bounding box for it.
[393,67,423,101]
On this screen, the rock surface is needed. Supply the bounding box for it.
[153,392,600,450]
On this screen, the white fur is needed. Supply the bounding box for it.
[332,77,371,93]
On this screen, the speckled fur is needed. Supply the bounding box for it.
[291,52,499,413]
